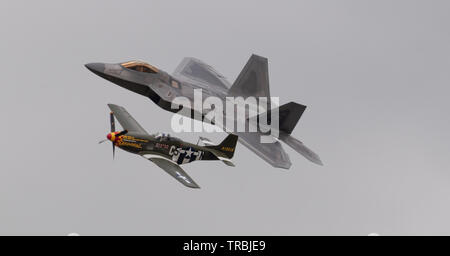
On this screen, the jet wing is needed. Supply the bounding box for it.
[172,57,231,91]
[141,154,200,189]
[235,132,292,169]
[108,104,149,135]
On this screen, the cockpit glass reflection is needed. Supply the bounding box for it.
[121,61,158,74]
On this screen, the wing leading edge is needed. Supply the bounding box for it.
[108,104,149,135]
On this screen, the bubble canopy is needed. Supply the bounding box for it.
[152,132,182,142]
[121,60,159,74]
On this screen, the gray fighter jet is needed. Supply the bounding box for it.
[100,104,238,189]
[86,55,322,169]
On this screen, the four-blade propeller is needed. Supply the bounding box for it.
[99,112,128,159]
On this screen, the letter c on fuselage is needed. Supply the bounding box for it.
[169,145,177,156]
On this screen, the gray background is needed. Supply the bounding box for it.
[1,0,449,235]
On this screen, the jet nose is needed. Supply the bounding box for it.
[85,62,106,74]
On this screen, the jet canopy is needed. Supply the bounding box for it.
[121,60,159,74]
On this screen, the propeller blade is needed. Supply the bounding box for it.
[110,112,115,132]
[110,112,116,159]
[116,130,128,137]
[98,139,108,144]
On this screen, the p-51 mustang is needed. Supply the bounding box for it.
[99,104,238,189]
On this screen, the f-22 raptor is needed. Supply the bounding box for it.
[86,55,322,169]
[100,104,238,189]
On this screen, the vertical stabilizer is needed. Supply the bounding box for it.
[228,54,270,98]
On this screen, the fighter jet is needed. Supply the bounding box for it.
[99,104,238,189]
[86,55,322,169]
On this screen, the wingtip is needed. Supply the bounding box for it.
[308,152,324,166]
[272,162,292,170]
[185,181,201,189]
[314,159,324,166]
[250,54,268,63]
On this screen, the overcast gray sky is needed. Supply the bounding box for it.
[1,0,450,235]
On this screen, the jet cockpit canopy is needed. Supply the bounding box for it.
[121,60,159,74]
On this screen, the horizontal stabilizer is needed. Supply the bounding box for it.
[279,133,323,166]
[221,159,235,167]
[197,136,215,146]
[236,132,291,169]
[206,134,239,159]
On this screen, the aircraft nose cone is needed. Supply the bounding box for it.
[107,133,112,141]
[85,62,105,74]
